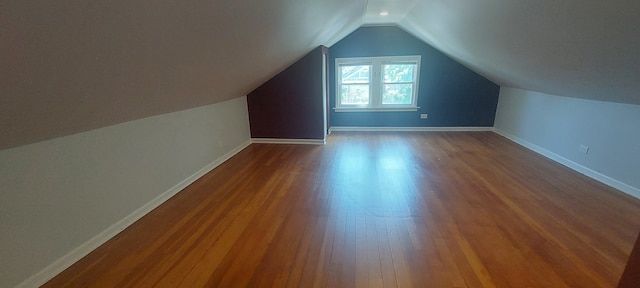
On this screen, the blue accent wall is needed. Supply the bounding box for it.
[330,26,500,127]
[248,46,328,139]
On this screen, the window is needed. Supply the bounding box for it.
[336,55,420,111]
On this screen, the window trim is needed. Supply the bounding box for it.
[335,55,421,112]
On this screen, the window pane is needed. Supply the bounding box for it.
[341,65,370,84]
[382,84,412,104]
[341,85,369,105]
[383,64,414,83]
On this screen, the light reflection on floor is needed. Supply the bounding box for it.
[330,137,422,219]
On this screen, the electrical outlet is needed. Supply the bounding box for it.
[420,114,428,119]
[579,144,589,154]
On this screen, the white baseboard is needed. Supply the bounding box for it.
[251,138,326,145]
[329,126,493,133]
[16,139,252,288]
[493,129,640,199]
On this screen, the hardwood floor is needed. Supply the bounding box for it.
[43,132,640,287]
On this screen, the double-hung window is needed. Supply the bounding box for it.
[336,55,421,111]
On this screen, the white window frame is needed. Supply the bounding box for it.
[335,55,421,112]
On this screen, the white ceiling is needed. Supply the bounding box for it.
[1,0,639,149]
[397,0,640,105]
[363,0,418,24]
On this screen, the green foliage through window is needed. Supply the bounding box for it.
[336,56,420,110]
[384,64,413,83]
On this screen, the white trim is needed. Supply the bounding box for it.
[336,55,421,110]
[251,138,326,145]
[15,140,252,288]
[329,126,494,133]
[493,129,640,199]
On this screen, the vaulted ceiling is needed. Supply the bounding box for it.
[398,0,640,105]
[1,0,639,150]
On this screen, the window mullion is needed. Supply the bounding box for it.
[373,59,381,108]
[369,62,375,108]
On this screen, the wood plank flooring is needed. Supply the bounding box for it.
[43,132,640,287]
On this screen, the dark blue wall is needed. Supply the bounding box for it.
[330,26,500,127]
[248,46,327,139]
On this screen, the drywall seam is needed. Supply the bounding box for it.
[493,129,640,200]
[15,139,252,288]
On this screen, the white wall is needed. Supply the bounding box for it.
[494,87,640,198]
[0,96,251,288]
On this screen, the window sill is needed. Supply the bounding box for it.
[334,107,419,112]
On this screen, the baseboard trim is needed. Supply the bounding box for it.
[493,129,640,200]
[329,126,494,133]
[16,139,252,288]
[251,138,326,145]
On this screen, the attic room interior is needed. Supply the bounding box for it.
[1,0,639,287]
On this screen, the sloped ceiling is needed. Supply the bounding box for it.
[0,0,367,150]
[1,0,639,150]
[398,0,640,106]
